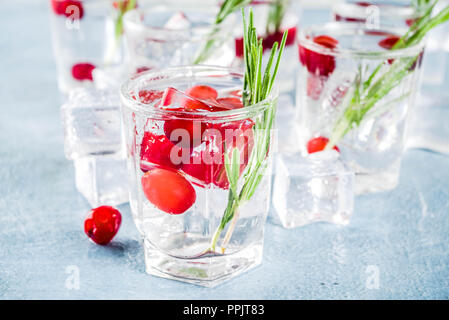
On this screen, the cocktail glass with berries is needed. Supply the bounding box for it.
[49,0,133,94]
[120,66,277,287]
[296,23,424,194]
[122,5,236,75]
[233,0,299,92]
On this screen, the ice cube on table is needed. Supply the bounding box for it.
[272,150,354,228]
[74,154,129,207]
[61,88,123,160]
[406,94,449,155]
[275,93,301,154]
[164,11,191,30]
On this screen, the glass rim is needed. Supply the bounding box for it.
[123,6,235,42]
[120,65,278,121]
[297,22,425,59]
[332,2,421,19]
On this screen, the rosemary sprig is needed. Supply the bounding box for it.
[266,0,290,35]
[326,0,449,150]
[104,0,136,65]
[193,0,251,64]
[193,0,252,64]
[208,9,287,253]
[114,0,136,42]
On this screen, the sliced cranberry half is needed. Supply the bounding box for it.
[84,206,121,245]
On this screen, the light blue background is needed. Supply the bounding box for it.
[0,0,448,299]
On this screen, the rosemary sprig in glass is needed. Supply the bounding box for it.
[105,0,136,65]
[266,0,290,35]
[325,0,449,150]
[208,9,287,254]
[193,0,251,64]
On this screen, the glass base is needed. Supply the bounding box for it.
[354,169,399,195]
[143,239,263,287]
[278,211,351,229]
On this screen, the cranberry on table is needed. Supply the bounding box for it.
[71,63,95,81]
[84,206,122,245]
[307,136,340,154]
[141,168,196,215]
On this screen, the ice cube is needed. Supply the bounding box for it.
[164,11,191,30]
[272,150,354,228]
[158,87,225,111]
[74,154,129,207]
[61,88,123,160]
[92,65,128,91]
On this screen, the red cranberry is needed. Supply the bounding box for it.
[51,0,84,19]
[141,168,196,215]
[71,63,95,81]
[84,206,121,245]
[307,136,339,154]
[299,35,338,77]
[378,35,400,50]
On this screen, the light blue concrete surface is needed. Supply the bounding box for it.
[1,1,448,299]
